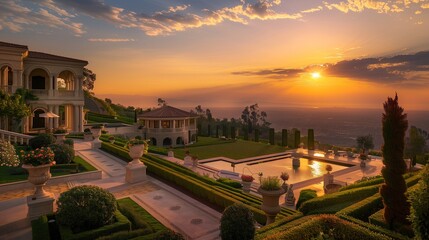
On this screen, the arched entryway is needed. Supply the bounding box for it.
[57,70,75,90]
[29,68,50,90]
[150,138,157,146]
[0,66,13,92]
[176,137,184,145]
[163,137,172,146]
[32,109,46,129]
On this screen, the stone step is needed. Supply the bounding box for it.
[0,218,30,236]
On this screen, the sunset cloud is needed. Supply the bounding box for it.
[88,38,135,42]
[0,0,84,35]
[233,51,429,85]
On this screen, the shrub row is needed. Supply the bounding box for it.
[255,214,304,240]
[217,177,242,189]
[296,189,317,209]
[100,143,298,225]
[336,193,382,221]
[298,185,380,215]
[59,210,131,240]
[263,215,391,240]
[340,172,418,191]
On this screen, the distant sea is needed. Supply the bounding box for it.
[209,107,429,149]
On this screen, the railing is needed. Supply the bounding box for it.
[144,127,197,133]
[57,90,76,97]
[0,129,34,145]
[30,89,48,95]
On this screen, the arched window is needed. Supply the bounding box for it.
[29,68,49,90]
[176,137,184,145]
[32,109,46,129]
[150,138,157,146]
[163,137,172,146]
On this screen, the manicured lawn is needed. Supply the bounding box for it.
[0,156,96,184]
[172,137,286,160]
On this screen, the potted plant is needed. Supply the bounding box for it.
[241,174,254,193]
[280,172,289,193]
[53,129,68,144]
[108,136,115,144]
[83,128,92,141]
[19,147,56,199]
[126,138,148,165]
[258,176,285,225]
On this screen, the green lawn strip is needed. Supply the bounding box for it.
[117,197,166,233]
[0,156,96,184]
[172,139,286,160]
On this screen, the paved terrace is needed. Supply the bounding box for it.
[0,140,221,240]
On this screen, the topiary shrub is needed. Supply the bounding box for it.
[296,189,317,209]
[220,203,255,240]
[63,139,74,147]
[56,185,117,232]
[29,134,55,149]
[49,144,75,164]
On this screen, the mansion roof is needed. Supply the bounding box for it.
[0,41,28,50]
[139,106,198,119]
[28,51,88,64]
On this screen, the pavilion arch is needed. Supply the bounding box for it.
[32,108,47,129]
[0,65,13,91]
[150,137,157,146]
[57,70,76,90]
[176,137,184,145]
[29,68,50,90]
[163,137,172,146]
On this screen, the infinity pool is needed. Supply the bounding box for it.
[202,157,350,184]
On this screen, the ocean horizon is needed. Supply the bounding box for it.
[206,107,429,149]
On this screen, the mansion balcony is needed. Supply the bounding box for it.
[30,89,82,100]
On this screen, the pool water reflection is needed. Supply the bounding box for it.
[202,158,349,184]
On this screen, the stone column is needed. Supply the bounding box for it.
[53,106,59,129]
[48,75,53,97]
[78,105,83,132]
[173,120,176,129]
[73,105,79,132]
[158,120,161,128]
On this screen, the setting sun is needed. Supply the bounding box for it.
[311,72,321,79]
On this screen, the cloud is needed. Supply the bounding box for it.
[50,0,302,36]
[88,38,135,42]
[422,3,429,8]
[323,0,428,14]
[233,51,429,85]
[301,6,323,14]
[0,0,84,35]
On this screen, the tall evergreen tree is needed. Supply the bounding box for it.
[281,129,288,147]
[380,94,409,227]
[308,129,315,150]
[269,128,275,145]
[294,130,301,148]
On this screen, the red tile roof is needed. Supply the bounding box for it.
[0,41,28,50]
[139,106,198,118]
[28,51,88,64]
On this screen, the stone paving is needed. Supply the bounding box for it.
[0,183,69,202]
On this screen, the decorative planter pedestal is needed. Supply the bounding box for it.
[125,145,147,183]
[184,155,192,166]
[258,187,285,225]
[91,128,102,148]
[22,164,54,220]
[54,133,68,144]
[84,133,93,141]
[167,150,174,157]
[242,181,252,193]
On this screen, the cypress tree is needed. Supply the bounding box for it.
[231,126,236,139]
[281,129,288,147]
[269,128,275,145]
[207,124,211,137]
[216,125,219,138]
[243,129,249,141]
[254,129,260,142]
[308,129,315,150]
[197,123,202,136]
[380,94,409,227]
[223,125,228,138]
[294,130,301,148]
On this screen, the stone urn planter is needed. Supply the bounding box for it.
[241,174,254,193]
[125,140,148,183]
[22,164,53,199]
[90,126,103,148]
[129,144,145,165]
[54,133,68,144]
[258,187,286,225]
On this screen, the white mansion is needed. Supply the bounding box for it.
[138,105,199,147]
[0,41,87,133]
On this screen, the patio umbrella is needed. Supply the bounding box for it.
[39,111,59,118]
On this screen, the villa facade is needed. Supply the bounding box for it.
[0,41,87,133]
[138,105,199,147]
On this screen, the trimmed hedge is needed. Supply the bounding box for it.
[32,215,50,240]
[296,189,317,209]
[298,185,380,215]
[263,215,391,240]
[100,142,298,225]
[95,229,152,240]
[255,214,304,240]
[336,193,382,221]
[340,172,418,192]
[59,210,131,240]
[217,177,242,189]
